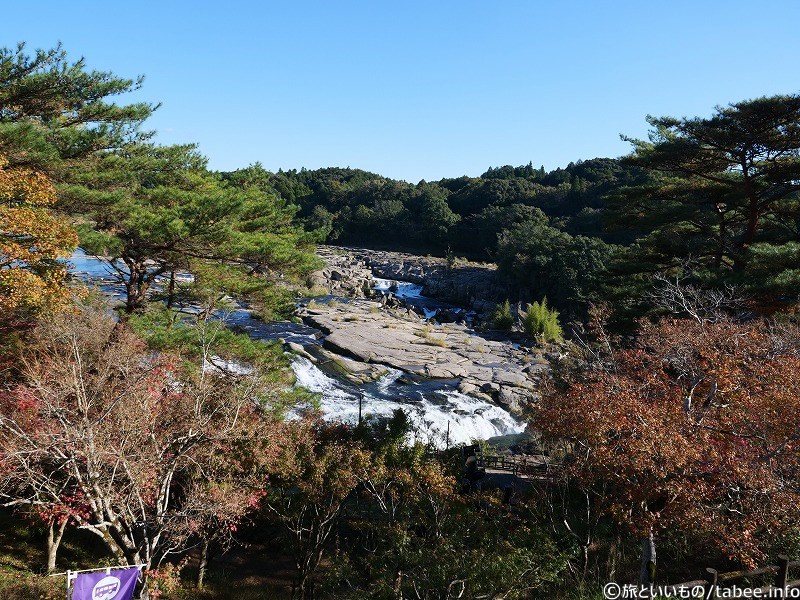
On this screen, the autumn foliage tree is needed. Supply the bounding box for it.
[318,417,567,600]
[263,419,370,600]
[0,302,289,594]
[0,152,78,382]
[0,153,77,315]
[535,318,800,580]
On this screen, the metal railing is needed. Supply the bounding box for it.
[658,555,800,598]
[475,451,560,479]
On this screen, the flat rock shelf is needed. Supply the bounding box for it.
[299,298,549,416]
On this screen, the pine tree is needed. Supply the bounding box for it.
[611,95,800,298]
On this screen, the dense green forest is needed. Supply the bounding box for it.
[2,41,800,600]
[275,157,633,252]
[252,158,631,318]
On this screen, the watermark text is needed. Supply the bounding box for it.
[602,583,800,599]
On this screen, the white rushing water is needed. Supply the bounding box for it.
[372,277,424,299]
[291,356,525,448]
[372,276,466,321]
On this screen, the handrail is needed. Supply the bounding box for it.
[657,555,798,598]
[474,451,560,476]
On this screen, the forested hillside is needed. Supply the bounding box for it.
[262,157,635,254]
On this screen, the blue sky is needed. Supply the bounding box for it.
[3,1,799,182]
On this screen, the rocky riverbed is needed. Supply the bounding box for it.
[307,246,513,321]
[297,297,553,416]
[70,247,549,443]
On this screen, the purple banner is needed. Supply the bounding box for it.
[72,567,140,600]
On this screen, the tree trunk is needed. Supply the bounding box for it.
[45,518,68,573]
[196,539,209,588]
[742,192,759,249]
[581,544,589,583]
[123,262,151,313]
[393,569,403,599]
[126,284,149,313]
[166,270,176,309]
[295,568,314,600]
[293,577,305,600]
[606,533,621,581]
[639,533,657,585]
[714,218,726,270]
[737,168,760,271]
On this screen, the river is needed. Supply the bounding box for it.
[69,250,526,447]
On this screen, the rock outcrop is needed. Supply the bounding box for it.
[310,246,513,319]
[298,298,550,416]
[359,248,510,313]
[306,247,374,298]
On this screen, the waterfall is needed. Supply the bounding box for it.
[290,356,525,448]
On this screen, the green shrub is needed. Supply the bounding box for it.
[491,300,514,330]
[522,298,563,342]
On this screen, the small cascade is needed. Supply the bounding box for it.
[372,277,424,299]
[291,355,357,403]
[375,366,405,394]
[372,275,470,324]
[290,357,525,448]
